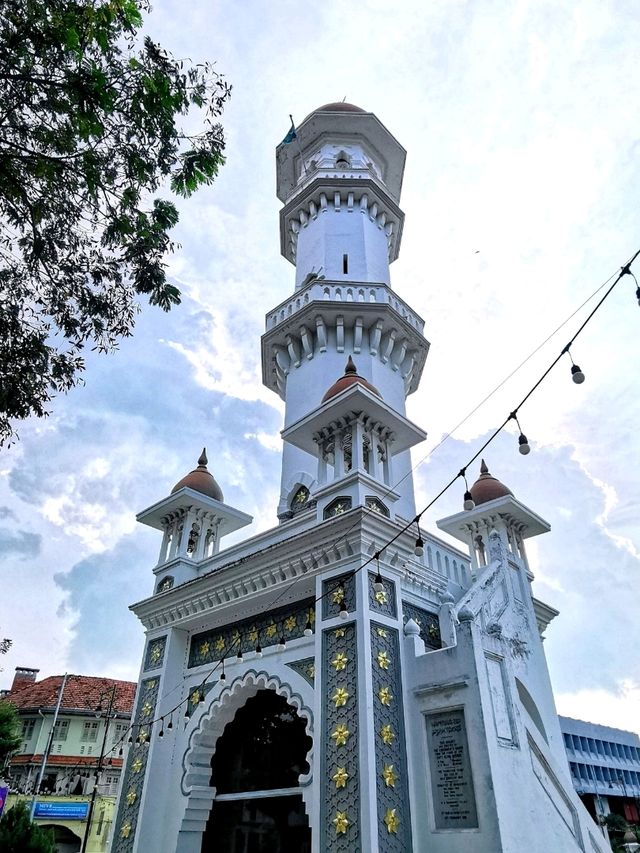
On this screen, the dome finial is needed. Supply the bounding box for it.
[480,459,489,475]
[345,356,357,375]
[198,448,208,468]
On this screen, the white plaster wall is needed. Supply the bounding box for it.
[294,205,391,288]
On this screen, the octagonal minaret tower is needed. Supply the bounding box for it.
[262,102,430,522]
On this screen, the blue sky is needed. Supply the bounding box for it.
[1,0,639,730]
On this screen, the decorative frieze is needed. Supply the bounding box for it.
[370,622,411,851]
[188,597,315,667]
[321,622,360,852]
[369,572,397,618]
[112,676,160,851]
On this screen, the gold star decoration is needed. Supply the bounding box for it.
[266,623,277,638]
[378,686,393,706]
[132,757,143,773]
[334,627,346,638]
[376,627,388,638]
[231,630,240,645]
[306,663,316,679]
[141,702,153,718]
[145,679,156,690]
[377,651,390,670]
[248,628,259,643]
[215,637,225,652]
[382,764,397,787]
[126,789,137,805]
[138,727,149,744]
[384,808,399,833]
[121,821,132,839]
[332,586,345,604]
[375,589,387,604]
[380,724,395,745]
[284,615,297,632]
[332,766,349,788]
[190,690,201,706]
[333,811,349,834]
[331,724,350,746]
[199,641,210,656]
[150,644,161,663]
[308,610,316,624]
[332,687,349,708]
[331,652,348,671]
[428,623,439,637]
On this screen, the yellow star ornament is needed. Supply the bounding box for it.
[376,627,388,638]
[332,687,349,708]
[332,586,345,604]
[334,627,346,638]
[380,724,395,744]
[331,652,348,671]
[374,589,387,604]
[141,701,153,718]
[126,789,137,805]
[384,808,399,833]
[266,623,277,638]
[377,651,390,670]
[199,641,210,656]
[132,757,143,773]
[150,645,161,663]
[333,811,349,834]
[214,637,225,652]
[382,764,397,787]
[248,628,259,643]
[331,724,350,746]
[378,686,393,706]
[284,615,297,632]
[121,821,132,839]
[332,766,349,788]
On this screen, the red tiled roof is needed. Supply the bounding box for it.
[11,754,123,768]
[4,675,136,715]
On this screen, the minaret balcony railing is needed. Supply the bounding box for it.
[266,279,424,333]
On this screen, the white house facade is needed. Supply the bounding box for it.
[110,102,611,853]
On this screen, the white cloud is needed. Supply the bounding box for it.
[556,681,640,733]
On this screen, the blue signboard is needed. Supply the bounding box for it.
[33,801,89,820]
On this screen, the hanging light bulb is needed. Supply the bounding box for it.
[518,433,530,455]
[255,642,263,658]
[237,648,243,662]
[463,490,475,511]
[118,747,123,757]
[158,718,164,739]
[571,364,585,384]
[167,715,173,731]
[127,732,133,744]
[277,635,286,651]
[199,686,205,703]
[636,285,640,306]
[339,599,349,620]
[184,707,190,721]
[220,659,226,681]
[414,524,424,557]
[303,616,313,637]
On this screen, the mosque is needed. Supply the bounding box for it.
[110,103,610,852]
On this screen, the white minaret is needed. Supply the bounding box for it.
[262,102,430,522]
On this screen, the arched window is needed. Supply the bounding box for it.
[290,485,310,514]
[201,691,312,852]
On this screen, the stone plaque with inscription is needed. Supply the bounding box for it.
[426,709,479,830]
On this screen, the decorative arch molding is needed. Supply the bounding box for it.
[178,670,314,841]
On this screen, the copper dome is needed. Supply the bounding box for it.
[171,448,224,502]
[469,460,513,506]
[322,356,381,403]
[315,102,366,113]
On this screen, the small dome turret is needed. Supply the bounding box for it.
[171,448,224,502]
[468,460,513,506]
[321,356,382,403]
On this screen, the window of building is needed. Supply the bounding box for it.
[82,720,99,742]
[52,719,69,742]
[323,496,352,519]
[22,719,36,740]
[290,485,310,514]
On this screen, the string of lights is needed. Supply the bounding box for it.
[96,247,639,743]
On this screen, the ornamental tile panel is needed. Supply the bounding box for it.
[322,572,357,621]
[402,601,442,650]
[286,657,316,687]
[143,636,166,671]
[188,597,315,668]
[111,676,160,852]
[368,572,397,617]
[370,622,412,852]
[321,622,360,852]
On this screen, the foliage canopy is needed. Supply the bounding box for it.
[0,0,230,444]
[0,801,56,853]
[0,699,21,766]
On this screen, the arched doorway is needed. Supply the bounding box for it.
[201,690,312,852]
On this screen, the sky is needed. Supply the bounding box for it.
[1,0,639,733]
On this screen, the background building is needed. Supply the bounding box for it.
[2,667,135,852]
[561,716,640,827]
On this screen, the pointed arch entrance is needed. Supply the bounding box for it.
[200,690,312,852]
